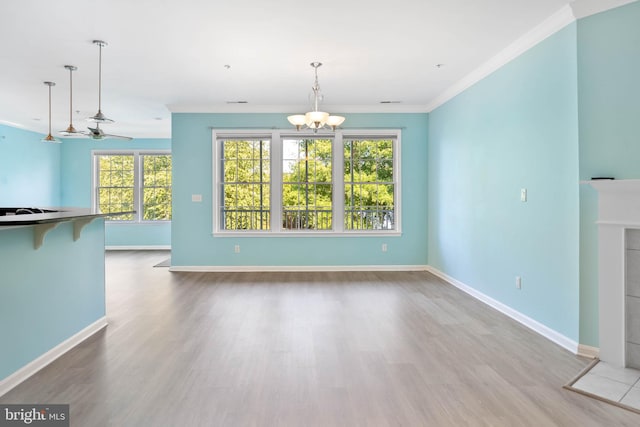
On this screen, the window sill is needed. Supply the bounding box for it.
[105,220,172,225]
[212,230,401,238]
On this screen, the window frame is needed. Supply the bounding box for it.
[343,135,397,232]
[92,150,172,224]
[212,129,401,237]
[281,135,334,232]
[217,136,272,232]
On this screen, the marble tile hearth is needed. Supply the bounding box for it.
[568,360,640,413]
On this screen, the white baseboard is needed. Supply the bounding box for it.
[578,344,600,359]
[169,264,429,273]
[0,317,108,397]
[106,245,170,250]
[425,266,581,355]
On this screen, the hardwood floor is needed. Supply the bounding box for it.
[2,251,638,426]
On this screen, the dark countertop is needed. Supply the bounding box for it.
[0,207,133,226]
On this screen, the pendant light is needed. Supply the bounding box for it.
[287,62,345,132]
[60,65,83,136]
[41,81,61,143]
[87,40,114,124]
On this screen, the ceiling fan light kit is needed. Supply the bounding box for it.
[87,123,132,141]
[287,62,345,133]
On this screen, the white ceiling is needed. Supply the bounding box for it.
[0,0,634,138]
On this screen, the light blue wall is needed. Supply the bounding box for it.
[0,219,105,380]
[577,1,640,346]
[171,113,428,267]
[0,125,170,247]
[60,137,172,247]
[428,25,580,340]
[105,222,171,247]
[0,124,61,206]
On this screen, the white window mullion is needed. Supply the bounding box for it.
[271,131,283,232]
[394,131,402,233]
[333,131,344,232]
[134,152,142,222]
[91,153,98,211]
[212,137,220,233]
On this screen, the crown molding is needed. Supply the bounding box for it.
[166,103,430,114]
[570,0,638,19]
[426,5,576,112]
[159,1,640,118]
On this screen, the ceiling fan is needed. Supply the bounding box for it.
[85,39,132,140]
[86,123,132,141]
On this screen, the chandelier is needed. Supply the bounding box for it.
[287,62,345,132]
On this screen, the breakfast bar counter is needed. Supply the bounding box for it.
[0,207,130,395]
[0,207,132,249]
[0,207,105,225]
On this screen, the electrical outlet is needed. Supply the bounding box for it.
[516,276,522,289]
[382,243,388,252]
[234,244,240,253]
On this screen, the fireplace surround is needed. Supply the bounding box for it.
[589,179,640,368]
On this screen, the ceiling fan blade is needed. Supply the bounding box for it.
[103,134,133,141]
[85,124,131,140]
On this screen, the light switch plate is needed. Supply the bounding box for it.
[192,194,202,202]
[520,188,527,202]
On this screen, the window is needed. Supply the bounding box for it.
[213,130,400,235]
[95,154,135,220]
[142,154,172,221]
[219,138,270,231]
[94,151,172,222]
[344,138,395,230]
[282,138,332,230]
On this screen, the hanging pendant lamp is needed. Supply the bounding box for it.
[60,65,83,136]
[87,40,114,124]
[41,81,61,143]
[287,62,345,132]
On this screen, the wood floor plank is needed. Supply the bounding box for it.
[2,250,639,426]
